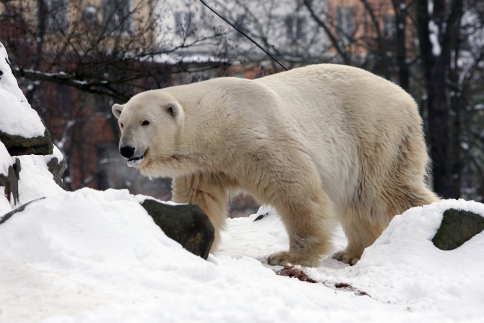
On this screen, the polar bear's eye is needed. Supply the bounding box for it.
[119,123,124,129]
[142,120,150,126]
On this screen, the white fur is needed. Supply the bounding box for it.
[113,64,439,266]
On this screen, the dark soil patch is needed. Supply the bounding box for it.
[334,282,370,296]
[275,265,317,283]
[275,265,371,298]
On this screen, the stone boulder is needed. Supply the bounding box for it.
[140,199,215,259]
[432,208,484,250]
[0,128,54,156]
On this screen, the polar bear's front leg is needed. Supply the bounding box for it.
[267,188,335,267]
[172,173,229,252]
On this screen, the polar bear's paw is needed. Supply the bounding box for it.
[331,250,360,266]
[267,251,318,267]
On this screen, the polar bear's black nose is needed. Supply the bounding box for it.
[120,146,135,158]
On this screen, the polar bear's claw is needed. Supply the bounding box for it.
[267,251,317,267]
[331,251,360,266]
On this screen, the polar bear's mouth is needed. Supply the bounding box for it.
[127,151,146,167]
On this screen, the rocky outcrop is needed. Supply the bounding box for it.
[140,199,215,259]
[0,128,54,156]
[432,208,484,250]
[0,41,64,210]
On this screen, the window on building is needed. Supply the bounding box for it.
[337,7,353,45]
[103,0,132,33]
[39,0,68,34]
[174,11,193,36]
[383,15,396,38]
[285,16,305,41]
[82,6,100,26]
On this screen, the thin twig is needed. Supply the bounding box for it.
[198,0,288,71]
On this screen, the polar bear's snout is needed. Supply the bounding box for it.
[119,144,146,167]
[120,146,135,158]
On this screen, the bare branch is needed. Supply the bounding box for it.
[360,0,390,79]
[13,68,130,102]
[303,0,350,65]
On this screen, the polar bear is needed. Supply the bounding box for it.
[112,64,439,266]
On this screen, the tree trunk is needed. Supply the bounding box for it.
[427,65,452,197]
[392,0,409,91]
[416,0,463,198]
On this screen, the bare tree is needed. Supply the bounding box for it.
[0,0,231,194]
[415,0,463,198]
[0,0,231,101]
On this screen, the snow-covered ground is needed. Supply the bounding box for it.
[1,188,484,323]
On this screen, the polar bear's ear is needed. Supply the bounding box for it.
[112,103,124,119]
[165,102,184,123]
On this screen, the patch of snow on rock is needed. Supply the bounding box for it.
[0,42,45,137]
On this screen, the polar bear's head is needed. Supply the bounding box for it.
[112,90,185,175]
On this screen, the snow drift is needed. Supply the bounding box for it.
[1,189,484,323]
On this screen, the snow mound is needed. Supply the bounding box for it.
[0,188,187,269]
[1,193,484,322]
[0,188,368,322]
[309,199,484,321]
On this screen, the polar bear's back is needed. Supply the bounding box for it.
[256,64,423,156]
[256,64,419,125]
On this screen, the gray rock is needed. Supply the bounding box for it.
[140,199,215,259]
[253,214,265,221]
[432,208,484,250]
[0,158,20,205]
[0,128,53,156]
[47,157,66,189]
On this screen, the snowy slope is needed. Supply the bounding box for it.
[1,188,483,323]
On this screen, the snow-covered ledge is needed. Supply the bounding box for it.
[0,42,65,214]
[0,42,54,156]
